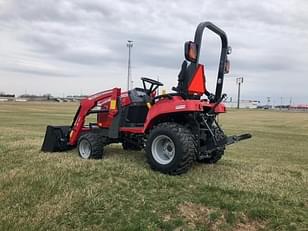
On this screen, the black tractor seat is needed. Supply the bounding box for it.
[129,88,151,103]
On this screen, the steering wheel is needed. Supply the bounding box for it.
[141,77,163,86]
[141,77,163,96]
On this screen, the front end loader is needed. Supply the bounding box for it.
[42,21,251,175]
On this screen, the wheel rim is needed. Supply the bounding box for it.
[151,135,175,165]
[79,139,91,159]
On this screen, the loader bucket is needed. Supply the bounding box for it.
[41,125,72,152]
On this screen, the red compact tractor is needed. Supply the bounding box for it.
[42,21,251,175]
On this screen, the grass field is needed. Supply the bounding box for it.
[0,102,307,231]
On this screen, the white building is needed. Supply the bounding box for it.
[225,100,260,109]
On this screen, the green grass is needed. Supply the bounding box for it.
[0,102,307,230]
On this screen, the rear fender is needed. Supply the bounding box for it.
[143,98,199,132]
[144,97,225,132]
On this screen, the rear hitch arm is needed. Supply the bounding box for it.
[226,133,252,145]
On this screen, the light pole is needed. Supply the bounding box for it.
[236,77,243,109]
[127,40,133,91]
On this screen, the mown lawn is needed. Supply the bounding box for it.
[0,102,307,230]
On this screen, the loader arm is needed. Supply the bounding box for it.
[68,88,121,146]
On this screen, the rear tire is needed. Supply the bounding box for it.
[145,122,195,175]
[198,150,224,164]
[77,133,104,159]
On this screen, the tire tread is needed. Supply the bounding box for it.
[146,122,196,175]
[78,132,104,159]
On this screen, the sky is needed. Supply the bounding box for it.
[0,0,308,104]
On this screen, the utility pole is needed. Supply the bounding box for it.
[236,77,243,109]
[127,40,133,91]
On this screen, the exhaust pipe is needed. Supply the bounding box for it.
[41,125,72,152]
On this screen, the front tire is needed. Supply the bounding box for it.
[77,133,104,159]
[145,122,195,175]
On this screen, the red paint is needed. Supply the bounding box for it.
[143,96,226,132]
[120,91,132,107]
[68,87,226,145]
[120,127,144,133]
[69,88,121,146]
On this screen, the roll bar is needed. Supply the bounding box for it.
[193,21,229,102]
